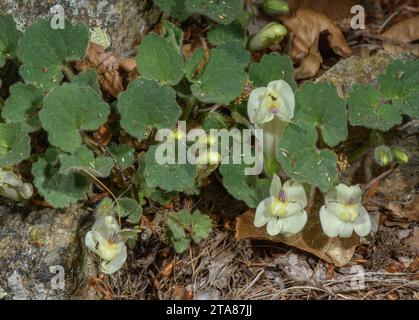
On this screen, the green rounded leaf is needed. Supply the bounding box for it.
[249,52,296,90]
[154,0,189,21]
[185,0,244,24]
[117,78,181,140]
[0,123,31,166]
[144,145,198,194]
[276,123,338,192]
[219,157,270,208]
[191,210,212,243]
[184,48,204,82]
[59,145,114,178]
[378,60,419,118]
[72,70,101,95]
[294,82,347,147]
[136,33,184,85]
[191,43,248,104]
[207,23,246,46]
[39,83,110,152]
[108,142,135,170]
[216,41,251,69]
[163,20,184,52]
[348,84,401,131]
[0,14,22,67]
[118,197,142,224]
[32,149,90,208]
[2,83,44,132]
[17,18,89,91]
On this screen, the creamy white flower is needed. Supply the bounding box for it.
[254,174,307,236]
[320,184,371,238]
[0,170,33,202]
[248,80,295,125]
[85,214,127,274]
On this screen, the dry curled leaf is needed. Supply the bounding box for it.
[75,42,124,98]
[386,194,419,222]
[382,16,419,56]
[288,0,358,21]
[92,123,112,147]
[236,209,359,267]
[281,9,352,79]
[119,58,137,72]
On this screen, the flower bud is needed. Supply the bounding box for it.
[168,128,186,141]
[391,146,409,164]
[262,0,289,15]
[196,150,221,166]
[248,22,287,51]
[374,145,393,166]
[196,150,222,180]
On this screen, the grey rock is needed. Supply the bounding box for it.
[0,0,161,57]
[0,201,97,299]
[317,51,416,98]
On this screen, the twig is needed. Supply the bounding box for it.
[378,9,401,34]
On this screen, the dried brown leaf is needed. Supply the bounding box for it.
[119,58,137,72]
[75,42,124,98]
[161,260,174,278]
[235,209,359,267]
[288,0,358,21]
[386,195,419,222]
[382,16,419,55]
[281,9,352,79]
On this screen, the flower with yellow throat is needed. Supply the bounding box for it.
[320,184,371,238]
[254,174,308,236]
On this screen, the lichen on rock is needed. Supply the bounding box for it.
[0,201,97,299]
[0,0,161,57]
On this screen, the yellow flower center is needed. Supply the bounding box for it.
[340,204,359,222]
[270,196,289,218]
[97,240,121,261]
[262,89,284,114]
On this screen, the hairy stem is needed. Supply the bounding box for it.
[62,63,75,81]
[348,130,382,162]
[180,96,197,121]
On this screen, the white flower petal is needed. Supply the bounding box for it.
[267,218,282,236]
[0,188,21,202]
[270,197,302,218]
[1,171,22,187]
[93,215,120,238]
[275,105,293,123]
[85,230,101,255]
[253,103,275,124]
[283,179,307,208]
[247,87,267,124]
[100,245,127,274]
[267,80,295,122]
[353,206,372,237]
[97,240,125,261]
[327,202,361,223]
[270,174,282,196]
[325,201,346,219]
[254,198,270,227]
[326,184,362,204]
[320,206,345,238]
[338,223,354,238]
[260,117,285,160]
[20,183,33,199]
[283,202,303,217]
[281,210,307,236]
